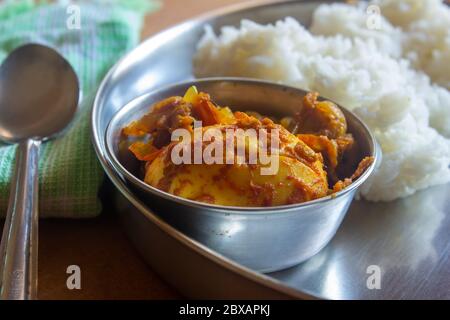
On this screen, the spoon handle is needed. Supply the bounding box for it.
[0,139,40,300]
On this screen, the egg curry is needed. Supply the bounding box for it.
[122,86,373,207]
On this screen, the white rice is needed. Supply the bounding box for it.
[193,0,450,201]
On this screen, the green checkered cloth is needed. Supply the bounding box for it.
[0,0,160,218]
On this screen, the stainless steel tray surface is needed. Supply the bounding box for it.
[92,0,450,299]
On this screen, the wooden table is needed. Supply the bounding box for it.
[34,0,255,300]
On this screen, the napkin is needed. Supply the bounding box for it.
[0,0,160,218]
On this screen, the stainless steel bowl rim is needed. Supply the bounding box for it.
[104,77,380,214]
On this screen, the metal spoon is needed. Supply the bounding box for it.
[0,44,79,300]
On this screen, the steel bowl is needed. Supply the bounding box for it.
[104,78,380,272]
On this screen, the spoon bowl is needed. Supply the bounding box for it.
[0,44,79,142]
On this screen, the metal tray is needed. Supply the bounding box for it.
[92,0,450,299]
